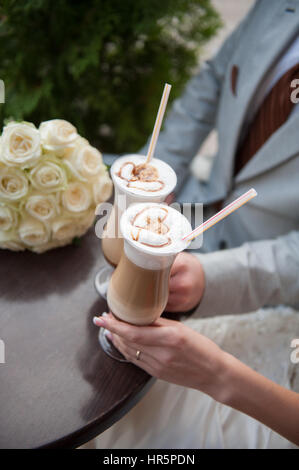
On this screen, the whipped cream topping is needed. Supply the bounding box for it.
[131,206,170,247]
[112,155,176,197]
[131,226,170,247]
[117,160,163,193]
[121,203,192,254]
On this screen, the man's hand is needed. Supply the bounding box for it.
[166,252,205,312]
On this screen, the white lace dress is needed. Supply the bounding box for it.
[84,307,299,449]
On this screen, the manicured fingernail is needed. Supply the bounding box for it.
[93,316,106,327]
[102,312,108,317]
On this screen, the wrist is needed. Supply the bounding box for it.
[214,350,261,409]
[206,350,241,405]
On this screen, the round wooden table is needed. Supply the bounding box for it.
[0,230,154,449]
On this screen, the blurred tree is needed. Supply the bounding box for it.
[0,0,221,153]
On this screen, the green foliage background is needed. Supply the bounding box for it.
[0,0,220,153]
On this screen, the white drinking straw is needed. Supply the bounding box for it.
[183,188,257,242]
[146,83,172,164]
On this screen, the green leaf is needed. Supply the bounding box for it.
[0,0,221,153]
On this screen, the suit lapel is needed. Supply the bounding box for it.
[236,110,299,183]
[210,0,299,198]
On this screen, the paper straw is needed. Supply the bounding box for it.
[146,83,172,163]
[183,188,257,242]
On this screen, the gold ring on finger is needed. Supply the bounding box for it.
[136,350,141,361]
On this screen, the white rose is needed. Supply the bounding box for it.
[24,192,59,221]
[63,136,89,158]
[0,121,41,168]
[0,166,29,201]
[78,146,103,177]
[62,181,92,213]
[0,203,18,231]
[0,230,25,251]
[18,216,50,247]
[52,215,78,241]
[64,141,103,180]
[78,209,95,229]
[29,158,67,193]
[39,119,78,154]
[92,172,113,204]
[51,208,94,242]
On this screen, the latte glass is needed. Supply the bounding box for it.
[94,154,177,298]
[99,202,191,361]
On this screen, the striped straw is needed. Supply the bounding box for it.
[146,83,172,164]
[183,188,257,242]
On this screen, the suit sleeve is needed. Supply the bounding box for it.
[193,230,299,317]
[139,4,257,193]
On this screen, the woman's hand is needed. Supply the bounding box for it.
[166,252,205,312]
[93,313,229,402]
[94,314,299,446]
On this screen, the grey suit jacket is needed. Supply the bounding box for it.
[139,0,299,316]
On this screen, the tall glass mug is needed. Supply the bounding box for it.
[99,202,192,360]
[95,154,177,298]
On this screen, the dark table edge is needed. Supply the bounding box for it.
[36,377,156,449]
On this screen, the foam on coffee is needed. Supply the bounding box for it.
[121,202,192,259]
[112,154,176,198]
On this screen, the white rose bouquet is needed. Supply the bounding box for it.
[0,119,112,253]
